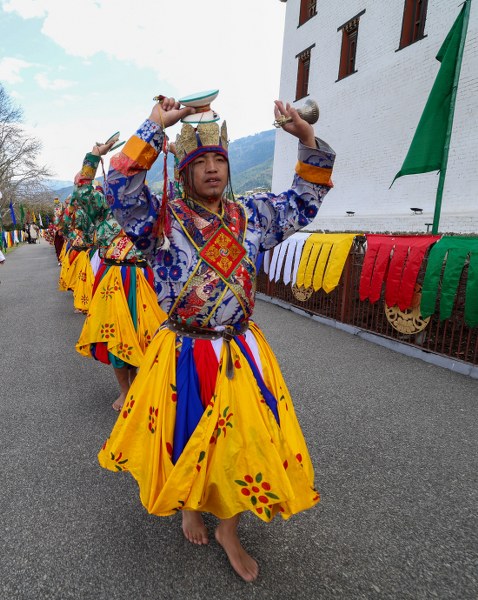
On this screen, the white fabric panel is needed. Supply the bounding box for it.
[268,245,281,282]
[273,240,290,282]
[283,238,298,285]
[210,330,263,377]
[262,249,271,275]
[292,235,309,285]
[90,249,101,276]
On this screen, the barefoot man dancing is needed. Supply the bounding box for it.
[98,92,335,582]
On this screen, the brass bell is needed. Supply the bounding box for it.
[274,99,320,128]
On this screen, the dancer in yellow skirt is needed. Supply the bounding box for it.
[57,198,74,292]
[98,95,335,581]
[73,141,167,410]
[57,197,95,314]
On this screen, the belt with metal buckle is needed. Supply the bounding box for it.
[165,318,250,379]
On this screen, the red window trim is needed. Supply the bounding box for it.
[398,0,429,50]
[298,0,318,27]
[337,11,365,81]
[295,45,315,101]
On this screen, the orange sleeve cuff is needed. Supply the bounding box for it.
[122,135,159,170]
[295,161,333,187]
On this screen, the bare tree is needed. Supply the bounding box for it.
[0,84,54,224]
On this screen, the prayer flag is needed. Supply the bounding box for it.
[9,200,17,226]
[391,5,467,185]
[20,204,25,224]
[38,213,43,227]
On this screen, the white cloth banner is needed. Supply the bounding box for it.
[262,249,271,275]
[291,234,310,285]
[267,232,311,284]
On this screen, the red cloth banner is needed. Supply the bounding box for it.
[359,234,440,310]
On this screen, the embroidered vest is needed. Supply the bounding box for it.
[168,198,255,327]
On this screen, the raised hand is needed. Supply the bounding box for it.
[91,135,120,157]
[274,100,316,148]
[149,96,195,128]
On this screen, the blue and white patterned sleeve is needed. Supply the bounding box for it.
[244,138,335,251]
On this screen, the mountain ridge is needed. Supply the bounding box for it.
[49,129,275,201]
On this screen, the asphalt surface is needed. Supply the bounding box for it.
[1,241,477,600]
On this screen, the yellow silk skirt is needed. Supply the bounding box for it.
[58,240,67,263]
[76,264,166,367]
[63,249,85,293]
[58,247,73,291]
[72,251,95,312]
[98,322,319,522]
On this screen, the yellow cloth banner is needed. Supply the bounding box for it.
[296,233,357,293]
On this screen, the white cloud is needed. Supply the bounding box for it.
[5,0,287,179]
[0,57,34,83]
[4,0,286,138]
[35,73,76,90]
[2,0,46,18]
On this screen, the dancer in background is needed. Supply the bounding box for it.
[74,139,166,411]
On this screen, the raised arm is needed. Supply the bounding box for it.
[247,101,335,250]
[106,99,193,259]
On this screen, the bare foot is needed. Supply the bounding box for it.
[182,511,209,545]
[112,392,126,412]
[74,308,83,313]
[215,523,259,582]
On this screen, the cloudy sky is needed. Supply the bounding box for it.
[0,0,286,181]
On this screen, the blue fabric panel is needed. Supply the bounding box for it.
[172,338,204,464]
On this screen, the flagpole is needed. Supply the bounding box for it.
[432,0,472,234]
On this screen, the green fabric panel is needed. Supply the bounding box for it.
[128,267,138,330]
[421,237,478,320]
[420,244,449,318]
[109,353,127,369]
[465,252,478,328]
[439,247,469,320]
[391,6,465,184]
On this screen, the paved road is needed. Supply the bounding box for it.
[1,241,477,600]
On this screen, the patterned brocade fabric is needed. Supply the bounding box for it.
[111,120,163,176]
[74,153,101,186]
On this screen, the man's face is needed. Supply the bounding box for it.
[187,152,229,205]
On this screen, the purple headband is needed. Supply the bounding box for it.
[178,145,228,172]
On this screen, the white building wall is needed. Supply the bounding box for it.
[273,0,478,233]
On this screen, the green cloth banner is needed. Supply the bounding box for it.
[391,5,466,185]
[421,236,478,327]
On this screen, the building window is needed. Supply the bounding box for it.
[337,12,364,81]
[295,46,314,100]
[399,0,428,49]
[298,0,317,27]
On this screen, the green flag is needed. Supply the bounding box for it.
[20,203,25,225]
[391,5,466,185]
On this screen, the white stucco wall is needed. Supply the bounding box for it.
[273,0,478,233]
